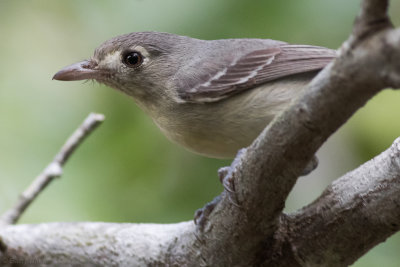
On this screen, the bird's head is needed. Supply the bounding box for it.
[53,32,196,103]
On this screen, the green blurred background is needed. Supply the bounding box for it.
[1,0,400,266]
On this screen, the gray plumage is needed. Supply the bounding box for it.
[54,32,336,158]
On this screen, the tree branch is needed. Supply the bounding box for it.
[1,0,400,265]
[0,222,195,266]
[357,0,390,30]
[281,137,400,266]
[0,113,105,226]
[351,0,392,47]
[1,137,400,266]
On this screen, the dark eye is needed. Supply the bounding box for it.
[122,51,143,68]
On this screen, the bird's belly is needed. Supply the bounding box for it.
[152,74,311,158]
[153,93,284,158]
[154,116,266,158]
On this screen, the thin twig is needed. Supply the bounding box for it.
[0,113,105,226]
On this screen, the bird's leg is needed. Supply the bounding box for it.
[218,148,247,208]
[217,152,319,210]
[194,149,246,229]
[194,151,317,229]
[218,166,241,208]
[194,195,222,230]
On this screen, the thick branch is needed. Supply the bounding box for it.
[0,113,104,226]
[0,222,194,266]
[279,137,400,266]
[1,137,400,266]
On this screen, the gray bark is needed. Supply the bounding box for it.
[1,0,400,266]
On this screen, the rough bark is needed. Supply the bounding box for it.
[1,0,400,266]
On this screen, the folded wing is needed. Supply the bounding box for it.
[179,45,336,102]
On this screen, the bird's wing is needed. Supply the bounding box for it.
[178,45,336,103]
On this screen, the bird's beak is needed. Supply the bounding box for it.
[52,60,100,81]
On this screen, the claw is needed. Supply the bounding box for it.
[222,175,236,194]
[218,167,230,183]
[220,169,240,207]
[194,196,222,230]
[194,149,247,229]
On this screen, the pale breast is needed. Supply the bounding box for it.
[152,73,312,159]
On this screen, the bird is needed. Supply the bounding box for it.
[53,31,336,159]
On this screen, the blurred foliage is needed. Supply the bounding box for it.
[0,0,400,266]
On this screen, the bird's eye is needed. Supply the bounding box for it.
[122,51,143,68]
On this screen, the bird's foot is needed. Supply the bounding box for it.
[218,148,247,207]
[194,195,221,230]
[218,167,241,208]
[194,149,246,229]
